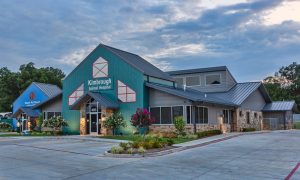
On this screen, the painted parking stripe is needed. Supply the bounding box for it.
[285,162,300,180]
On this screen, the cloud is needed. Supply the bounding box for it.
[0,0,299,82]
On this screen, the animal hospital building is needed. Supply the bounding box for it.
[13,44,298,135]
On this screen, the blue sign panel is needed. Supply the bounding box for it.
[12,83,49,113]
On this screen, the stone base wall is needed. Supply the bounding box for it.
[237,109,262,131]
[150,123,226,134]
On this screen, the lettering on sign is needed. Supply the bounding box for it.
[87,78,113,91]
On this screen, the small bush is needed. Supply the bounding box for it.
[119,142,129,150]
[166,138,175,146]
[110,146,125,154]
[174,116,186,136]
[138,147,146,154]
[242,128,256,132]
[160,132,177,138]
[197,130,222,138]
[0,122,12,129]
[127,148,135,154]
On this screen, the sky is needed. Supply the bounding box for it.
[0,0,300,82]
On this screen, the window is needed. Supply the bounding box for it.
[223,110,232,124]
[161,107,172,124]
[44,112,62,120]
[186,76,200,86]
[93,57,108,78]
[239,111,243,117]
[254,112,257,118]
[246,112,250,124]
[117,80,136,102]
[150,107,161,124]
[186,106,191,124]
[172,106,183,122]
[68,84,84,106]
[195,106,208,124]
[206,74,221,85]
[174,77,184,86]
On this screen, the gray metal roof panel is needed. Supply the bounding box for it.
[102,44,174,81]
[145,82,236,107]
[263,101,296,111]
[210,82,264,105]
[33,82,62,98]
[166,66,227,76]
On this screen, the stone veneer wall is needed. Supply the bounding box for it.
[236,108,262,131]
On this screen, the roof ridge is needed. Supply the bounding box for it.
[100,44,140,57]
[166,66,227,73]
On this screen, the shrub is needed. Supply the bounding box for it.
[110,146,125,154]
[138,147,146,154]
[131,108,155,134]
[42,116,68,132]
[174,116,186,136]
[0,122,12,129]
[242,128,256,132]
[103,111,126,136]
[119,142,129,150]
[127,148,135,154]
[160,132,177,138]
[197,130,222,138]
[166,138,175,146]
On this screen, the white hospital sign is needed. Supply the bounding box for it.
[87,77,113,91]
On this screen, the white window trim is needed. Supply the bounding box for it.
[195,106,209,124]
[185,75,201,87]
[223,109,232,124]
[149,105,185,125]
[205,73,222,86]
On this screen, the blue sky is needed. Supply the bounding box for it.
[0,0,300,82]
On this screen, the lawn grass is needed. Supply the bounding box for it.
[294,122,300,129]
[99,135,196,144]
[0,134,21,137]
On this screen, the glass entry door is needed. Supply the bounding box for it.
[90,113,98,135]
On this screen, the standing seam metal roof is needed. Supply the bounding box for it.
[209,82,268,105]
[33,82,62,98]
[262,101,297,111]
[102,44,174,81]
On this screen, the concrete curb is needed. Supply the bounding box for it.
[103,131,271,158]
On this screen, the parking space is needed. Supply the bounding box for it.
[0,131,300,179]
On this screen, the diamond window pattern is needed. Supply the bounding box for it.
[117,80,136,102]
[93,57,108,78]
[68,84,84,106]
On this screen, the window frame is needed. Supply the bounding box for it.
[195,106,209,124]
[149,105,185,125]
[205,73,222,86]
[185,75,201,87]
[223,109,232,124]
[246,112,250,124]
[68,83,84,106]
[117,80,136,103]
[92,57,108,78]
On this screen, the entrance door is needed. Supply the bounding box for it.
[90,114,98,135]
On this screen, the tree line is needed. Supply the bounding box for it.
[0,61,298,112]
[0,62,65,112]
[263,62,300,109]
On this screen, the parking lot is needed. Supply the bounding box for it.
[0,131,299,179]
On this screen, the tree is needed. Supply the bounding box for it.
[131,108,155,134]
[0,62,65,112]
[103,111,126,135]
[263,62,300,109]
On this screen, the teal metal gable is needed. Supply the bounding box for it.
[62,45,148,134]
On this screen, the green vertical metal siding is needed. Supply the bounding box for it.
[63,46,147,135]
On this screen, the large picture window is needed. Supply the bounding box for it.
[117,80,136,102]
[150,107,161,124]
[172,106,183,122]
[150,106,184,125]
[68,84,84,105]
[195,106,208,124]
[174,77,184,86]
[93,57,108,78]
[161,107,172,124]
[206,74,221,85]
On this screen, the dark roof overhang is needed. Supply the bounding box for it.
[69,91,119,110]
[12,107,40,118]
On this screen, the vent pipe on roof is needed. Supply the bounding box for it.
[183,85,186,91]
[205,94,207,98]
